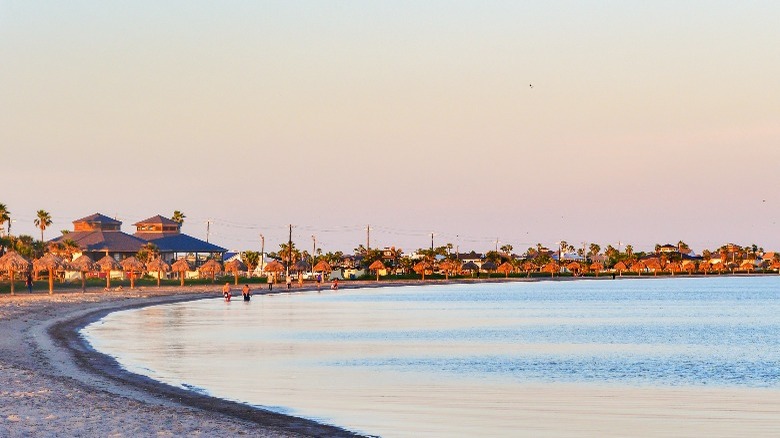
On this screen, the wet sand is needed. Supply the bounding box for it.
[2,278,780,437]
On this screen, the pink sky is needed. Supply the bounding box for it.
[2,1,779,254]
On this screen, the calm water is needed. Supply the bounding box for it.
[83,277,780,436]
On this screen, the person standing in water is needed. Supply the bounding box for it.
[222,282,231,302]
[242,284,251,301]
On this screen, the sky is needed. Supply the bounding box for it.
[1,1,779,255]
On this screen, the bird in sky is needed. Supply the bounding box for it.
[529,83,533,88]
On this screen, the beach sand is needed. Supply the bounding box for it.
[2,279,779,437]
[0,286,359,437]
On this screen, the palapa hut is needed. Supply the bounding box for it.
[120,256,145,289]
[497,261,514,278]
[70,254,97,292]
[96,255,121,289]
[461,261,479,277]
[312,260,332,276]
[34,253,68,295]
[541,261,559,277]
[198,258,222,283]
[264,260,285,284]
[589,262,604,277]
[171,258,192,286]
[368,260,386,281]
[0,251,31,295]
[630,260,646,276]
[225,259,247,285]
[438,259,460,280]
[565,261,581,276]
[293,260,310,285]
[644,259,663,276]
[413,261,431,281]
[770,261,780,273]
[481,261,497,278]
[613,261,628,276]
[666,262,682,275]
[146,257,171,287]
[522,261,536,277]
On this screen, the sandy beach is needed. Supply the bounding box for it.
[0,285,362,437]
[2,278,780,437]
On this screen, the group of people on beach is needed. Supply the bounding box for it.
[222,282,252,302]
[221,276,339,302]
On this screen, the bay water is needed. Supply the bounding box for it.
[82,276,780,436]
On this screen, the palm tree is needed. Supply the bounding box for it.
[499,244,513,255]
[241,251,260,277]
[588,243,601,257]
[0,203,10,237]
[34,210,52,242]
[171,210,186,225]
[136,242,160,264]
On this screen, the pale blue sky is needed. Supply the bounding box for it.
[2,1,779,254]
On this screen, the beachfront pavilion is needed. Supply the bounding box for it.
[51,213,146,261]
[51,213,226,267]
[133,215,226,266]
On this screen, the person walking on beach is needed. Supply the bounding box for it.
[267,274,273,291]
[286,275,292,289]
[222,282,231,302]
[242,284,251,301]
[316,274,321,291]
[331,278,338,290]
[25,272,33,293]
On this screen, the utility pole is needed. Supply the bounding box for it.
[431,232,434,252]
[206,220,211,243]
[312,235,316,272]
[366,225,370,251]
[260,234,265,274]
[287,224,292,279]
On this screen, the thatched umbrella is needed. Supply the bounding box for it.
[590,262,604,277]
[413,261,431,280]
[225,259,247,285]
[682,261,696,275]
[198,259,223,283]
[146,258,171,287]
[462,261,479,277]
[630,260,646,276]
[96,255,121,289]
[438,259,460,280]
[369,260,386,281]
[497,261,514,278]
[541,261,559,277]
[644,259,662,276]
[666,262,682,276]
[613,261,628,276]
[0,251,31,295]
[770,261,780,273]
[121,256,145,289]
[264,260,285,283]
[522,261,536,277]
[171,258,192,287]
[565,261,581,276]
[70,255,97,292]
[312,260,332,276]
[481,261,497,278]
[33,253,68,295]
